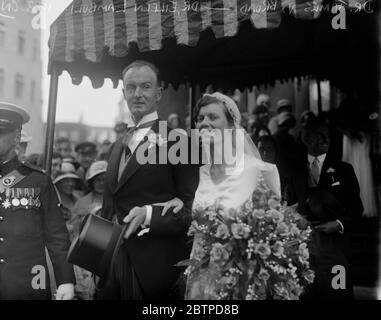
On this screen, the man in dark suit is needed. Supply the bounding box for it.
[285,119,363,300]
[99,61,199,300]
[0,102,75,300]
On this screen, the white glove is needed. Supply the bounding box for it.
[55,283,75,300]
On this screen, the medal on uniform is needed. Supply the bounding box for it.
[35,197,41,207]
[20,198,28,206]
[12,198,20,207]
[2,199,11,209]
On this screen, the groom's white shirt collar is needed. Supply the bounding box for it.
[127,111,158,127]
[125,111,158,153]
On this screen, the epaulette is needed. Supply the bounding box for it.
[21,161,46,174]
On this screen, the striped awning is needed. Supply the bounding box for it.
[48,0,370,89]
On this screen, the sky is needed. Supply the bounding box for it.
[42,0,122,127]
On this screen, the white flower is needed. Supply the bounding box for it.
[231,223,251,239]
[216,224,230,239]
[271,241,284,257]
[326,168,335,173]
[252,209,266,219]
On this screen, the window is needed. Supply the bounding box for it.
[15,74,24,99]
[33,39,39,61]
[18,30,25,55]
[0,69,4,95]
[0,22,5,48]
[30,80,36,103]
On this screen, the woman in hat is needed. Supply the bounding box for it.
[72,161,107,226]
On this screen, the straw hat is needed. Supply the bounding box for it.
[53,162,80,184]
[86,161,107,182]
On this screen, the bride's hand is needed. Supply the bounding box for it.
[154,197,184,216]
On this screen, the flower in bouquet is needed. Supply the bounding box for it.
[273,282,291,300]
[298,243,310,264]
[231,223,250,239]
[276,222,290,237]
[210,243,230,264]
[219,274,238,289]
[258,268,271,281]
[268,197,281,209]
[289,223,301,236]
[252,208,265,219]
[187,220,199,236]
[216,223,230,239]
[192,243,206,261]
[268,209,284,224]
[271,241,285,258]
[254,243,271,260]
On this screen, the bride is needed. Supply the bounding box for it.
[163,92,282,299]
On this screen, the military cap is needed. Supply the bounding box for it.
[75,141,97,154]
[0,102,30,133]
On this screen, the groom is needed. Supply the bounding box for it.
[99,60,199,299]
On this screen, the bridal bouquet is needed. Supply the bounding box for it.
[179,176,314,300]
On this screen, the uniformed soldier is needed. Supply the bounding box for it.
[0,102,75,300]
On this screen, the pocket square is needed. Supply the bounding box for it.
[332,181,341,186]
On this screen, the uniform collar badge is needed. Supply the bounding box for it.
[3,176,16,187]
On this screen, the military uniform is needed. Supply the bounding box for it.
[0,156,75,299]
[0,101,75,299]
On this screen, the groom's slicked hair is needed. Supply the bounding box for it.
[193,95,235,126]
[122,60,161,85]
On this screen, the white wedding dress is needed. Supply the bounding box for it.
[185,154,281,300]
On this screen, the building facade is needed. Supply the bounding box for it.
[0,0,43,154]
[50,122,115,147]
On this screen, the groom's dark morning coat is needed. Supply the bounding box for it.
[101,121,199,298]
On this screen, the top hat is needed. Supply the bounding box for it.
[67,214,127,279]
[307,189,346,222]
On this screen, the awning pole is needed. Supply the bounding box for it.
[44,66,59,175]
[317,78,322,115]
[189,84,198,131]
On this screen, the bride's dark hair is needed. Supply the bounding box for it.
[193,95,235,127]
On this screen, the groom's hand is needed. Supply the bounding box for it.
[123,206,147,239]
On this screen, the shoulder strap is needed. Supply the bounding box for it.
[21,161,46,174]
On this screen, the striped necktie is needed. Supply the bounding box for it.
[121,120,157,160]
[310,157,320,186]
